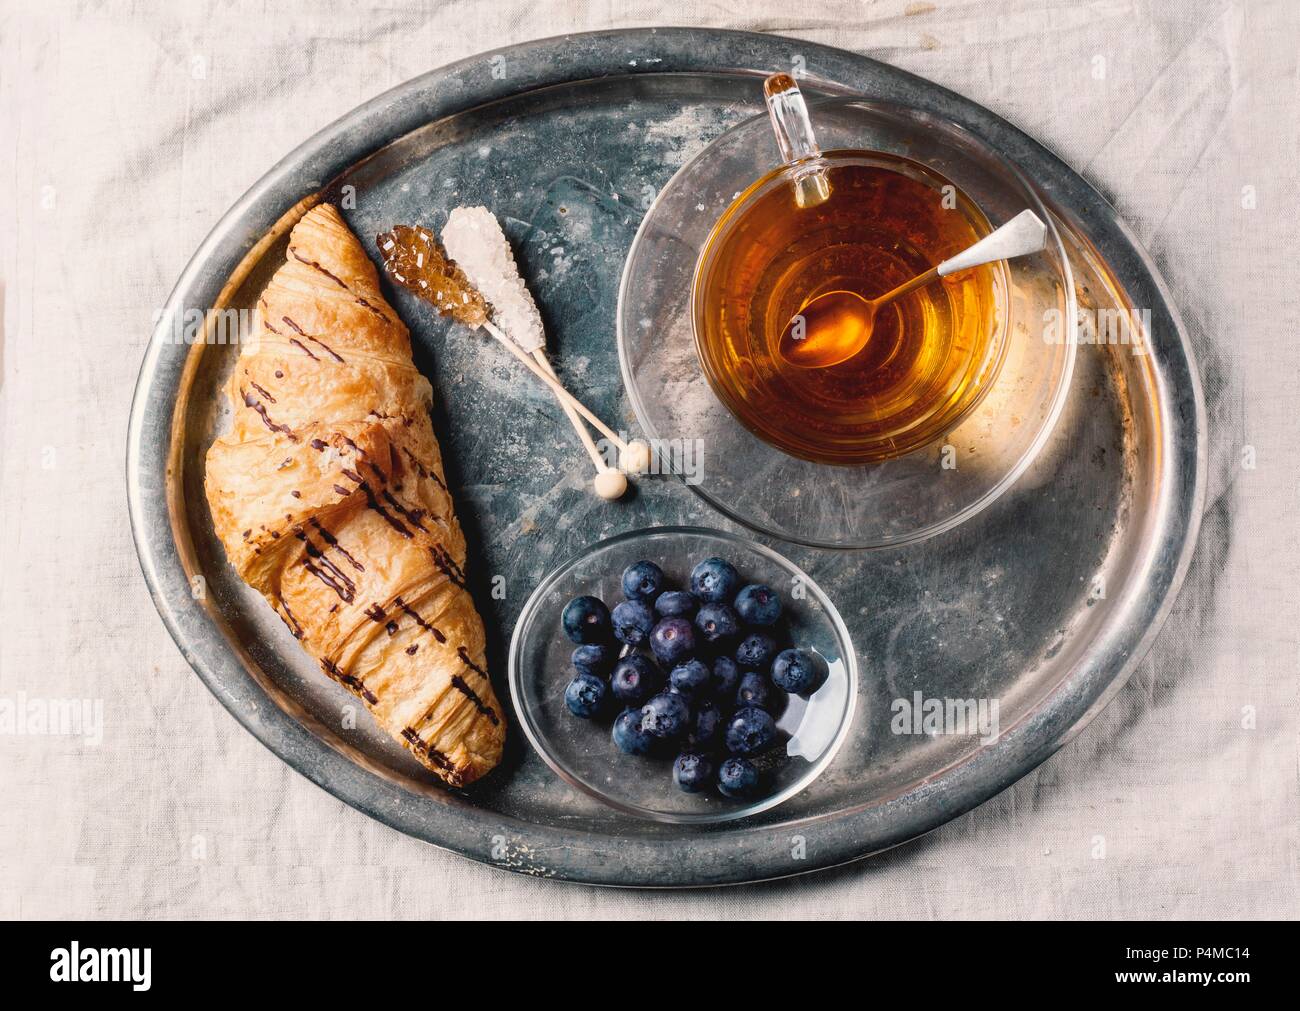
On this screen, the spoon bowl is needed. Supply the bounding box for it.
[778,289,879,368]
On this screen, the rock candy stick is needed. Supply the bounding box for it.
[376,222,633,468]
[443,206,636,498]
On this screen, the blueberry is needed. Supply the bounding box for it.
[612,707,655,755]
[669,658,711,696]
[734,583,781,626]
[562,595,611,644]
[724,706,777,755]
[673,751,715,793]
[718,756,760,798]
[710,655,741,698]
[649,617,696,666]
[571,643,614,677]
[690,701,723,747]
[695,603,740,647]
[654,590,699,619]
[771,647,829,697]
[611,599,655,646]
[690,556,741,603]
[621,560,664,602]
[640,691,691,739]
[610,653,663,705]
[735,631,777,670]
[735,671,774,711]
[564,671,609,719]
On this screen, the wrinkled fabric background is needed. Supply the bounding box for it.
[1,0,1296,919]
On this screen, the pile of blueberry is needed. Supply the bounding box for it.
[560,556,828,800]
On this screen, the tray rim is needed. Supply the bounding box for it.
[126,27,1206,888]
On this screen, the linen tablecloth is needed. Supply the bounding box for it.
[1,0,1295,918]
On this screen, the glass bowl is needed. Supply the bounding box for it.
[618,97,1077,549]
[508,526,858,823]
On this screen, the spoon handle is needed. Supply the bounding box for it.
[874,265,942,308]
[937,209,1047,276]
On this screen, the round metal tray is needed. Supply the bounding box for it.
[126,28,1204,887]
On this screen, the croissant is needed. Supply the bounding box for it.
[204,203,505,786]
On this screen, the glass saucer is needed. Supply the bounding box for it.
[507,526,857,824]
[617,97,1077,549]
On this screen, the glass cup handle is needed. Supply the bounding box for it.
[763,73,831,208]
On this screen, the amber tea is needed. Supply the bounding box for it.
[692,151,1005,465]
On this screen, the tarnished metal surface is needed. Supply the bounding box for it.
[126,29,1204,887]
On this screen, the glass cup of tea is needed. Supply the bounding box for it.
[692,74,1013,465]
[618,77,1076,548]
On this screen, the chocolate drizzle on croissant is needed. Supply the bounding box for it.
[204,203,506,787]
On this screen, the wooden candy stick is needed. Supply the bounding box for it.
[531,350,628,499]
[479,318,630,454]
[533,351,607,470]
